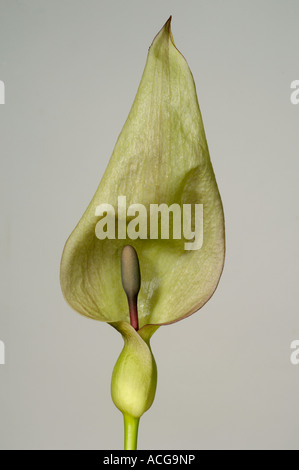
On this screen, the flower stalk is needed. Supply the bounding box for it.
[123,415,140,450]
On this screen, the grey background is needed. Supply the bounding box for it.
[0,0,298,449]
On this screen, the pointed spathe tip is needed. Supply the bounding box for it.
[163,15,172,35]
[150,16,174,49]
[166,15,172,27]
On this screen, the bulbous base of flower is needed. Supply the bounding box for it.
[110,322,158,419]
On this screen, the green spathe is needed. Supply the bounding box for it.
[60,18,225,329]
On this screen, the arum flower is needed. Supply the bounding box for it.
[60,17,225,450]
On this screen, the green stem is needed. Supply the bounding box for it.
[123,414,140,450]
